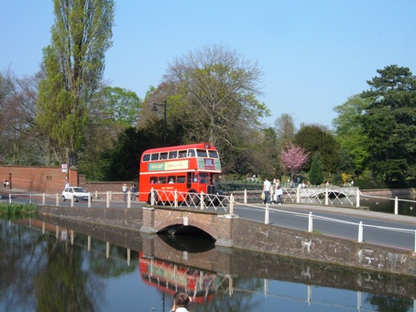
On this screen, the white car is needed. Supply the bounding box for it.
[62,186,91,202]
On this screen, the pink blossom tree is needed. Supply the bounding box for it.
[280,143,309,181]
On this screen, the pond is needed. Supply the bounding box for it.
[1,216,415,312]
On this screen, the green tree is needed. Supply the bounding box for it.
[332,95,371,176]
[36,0,115,166]
[160,44,270,173]
[360,65,416,181]
[293,125,340,175]
[308,152,324,185]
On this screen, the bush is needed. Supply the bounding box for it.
[0,203,38,218]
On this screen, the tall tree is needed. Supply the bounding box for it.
[361,65,416,181]
[36,0,115,166]
[0,69,46,165]
[274,113,296,148]
[332,94,371,176]
[161,44,270,173]
[293,125,340,175]
[308,152,324,185]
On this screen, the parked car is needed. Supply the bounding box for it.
[62,186,91,202]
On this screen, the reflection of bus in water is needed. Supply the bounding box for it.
[139,252,218,303]
[138,143,222,204]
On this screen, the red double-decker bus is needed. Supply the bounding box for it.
[138,143,222,204]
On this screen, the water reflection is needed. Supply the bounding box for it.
[0,216,415,312]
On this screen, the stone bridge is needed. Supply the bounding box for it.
[140,206,237,247]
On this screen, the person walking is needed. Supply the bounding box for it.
[122,183,128,202]
[262,177,271,204]
[130,183,136,202]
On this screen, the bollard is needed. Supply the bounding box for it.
[8,193,11,204]
[394,197,398,215]
[265,204,269,224]
[356,189,360,208]
[325,188,329,205]
[296,188,300,203]
[29,194,32,205]
[230,194,234,214]
[42,193,46,205]
[200,192,204,210]
[244,189,247,204]
[88,192,91,208]
[70,194,74,207]
[95,190,98,199]
[308,212,313,232]
[127,191,131,208]
[358,221,363,243]
[106,191,110,208]
[151,188,155,206]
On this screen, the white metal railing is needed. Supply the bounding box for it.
[232,187,360,207]
[149,188,231,212]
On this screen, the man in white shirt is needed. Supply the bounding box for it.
[262,177,271,204]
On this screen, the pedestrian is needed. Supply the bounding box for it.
[275,184,283,205]
[122,183,128,202]
[262,177,271,204]
[272,179,280,204]
[130,183,136,201]
[170,291,191,312]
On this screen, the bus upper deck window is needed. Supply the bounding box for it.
[160,152,168,160]
[151,153,159,161]
[169,151,177,159]
[197,149,207,157]
[143,154,150,161]
[188,149,196,157]
[178,150,187,158]
[208,150,218,158]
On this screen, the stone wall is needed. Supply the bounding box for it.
[231,218,416,277]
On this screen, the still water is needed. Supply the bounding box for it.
[1,213,415,312]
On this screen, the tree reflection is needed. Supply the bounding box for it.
[366,294,413,312]
[34,234,98,311]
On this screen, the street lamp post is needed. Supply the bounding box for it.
[152,100,167,146]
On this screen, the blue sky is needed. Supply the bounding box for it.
[1,1,415,129]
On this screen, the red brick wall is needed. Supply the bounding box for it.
[0,166,67,193]
[0,165,135,195]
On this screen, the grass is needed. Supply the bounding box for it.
[0,203,38,218]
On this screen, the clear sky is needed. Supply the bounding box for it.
[1,1,415,129]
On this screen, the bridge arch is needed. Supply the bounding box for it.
[155,218,217,241]
[142,207,234,247]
